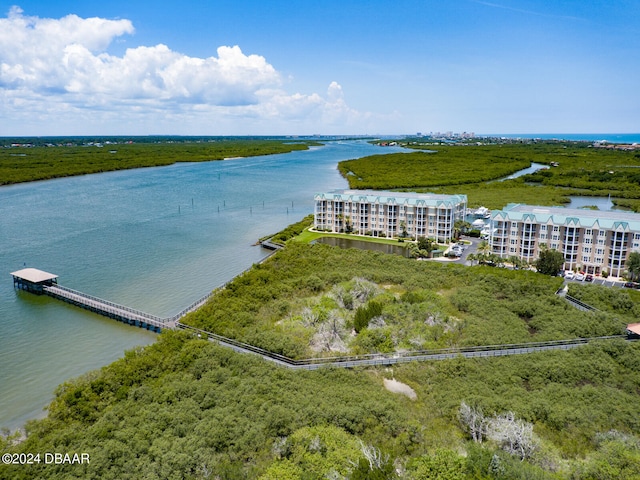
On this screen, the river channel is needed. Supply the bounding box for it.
[0,140,408,430]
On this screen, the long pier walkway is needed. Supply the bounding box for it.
[43,284,171,332]
[11,267,636,370]
[10,267,184,332]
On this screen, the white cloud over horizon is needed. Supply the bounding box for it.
[0,7,375,135]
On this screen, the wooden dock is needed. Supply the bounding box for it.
[11,268,172,332]
[43,284,171,332]
[13,268,635,371]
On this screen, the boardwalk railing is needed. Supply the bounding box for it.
[32,246,283,331]
[44,285,169,330]
[166,290,217,324]
[175,322,627,370]
[167,246,282,323]
[19,254,626,369]
[564,294,599,312]
[556,286,599,312]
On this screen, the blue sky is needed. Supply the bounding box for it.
[0,0,638,136]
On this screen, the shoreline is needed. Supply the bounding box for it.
[0,140,315,187]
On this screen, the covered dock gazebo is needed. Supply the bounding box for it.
[626,323,640,339]
[11,268,58,294]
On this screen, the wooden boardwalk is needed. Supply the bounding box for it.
[43,285,172,332]
[11,263,262,334]
[12,267,634,371]
[176,322,628,370]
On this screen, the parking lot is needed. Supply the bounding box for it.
[561,272,629,288]
[440,239,635,290]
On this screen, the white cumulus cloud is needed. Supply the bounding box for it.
[0,7,376,134]
[0,7,279,105]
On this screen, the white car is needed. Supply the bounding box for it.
[575,273,585,281]
[565,271,575,280]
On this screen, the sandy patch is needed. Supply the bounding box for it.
[383,378,417,400]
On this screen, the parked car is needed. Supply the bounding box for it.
[624,282,640,289]
[575,273,585,281]
[565,271,575,280]
[585,274,593,282]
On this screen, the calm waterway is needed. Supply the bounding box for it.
[0,140,407,430]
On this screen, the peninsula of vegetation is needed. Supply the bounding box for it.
[3,138,640,479]
[340,140,640,211]
[3,241,640,479]
[0,137,319,186]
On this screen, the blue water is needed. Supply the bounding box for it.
[0,140,408,430]
[495,162,547,182]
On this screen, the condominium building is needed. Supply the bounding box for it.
[490,204,640,276]
[314,190,467,242]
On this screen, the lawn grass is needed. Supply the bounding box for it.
[295,228,416,246]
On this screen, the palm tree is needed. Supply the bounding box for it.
[508,255,524,270]
[476,240,492,264]
[477,240,492,255]
[344,215,353,233]
[626,252,640,281]
[454,220,471,240]
[466,253,477,266]
[399,220,408,238]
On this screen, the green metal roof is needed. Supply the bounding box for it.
[315,190,467,208]
[491,204,640,231]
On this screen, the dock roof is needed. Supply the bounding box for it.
[627,323,640,336]
[10,268,58,283]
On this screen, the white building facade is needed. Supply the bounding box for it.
[490,204,640,276]
[314,190,467,242]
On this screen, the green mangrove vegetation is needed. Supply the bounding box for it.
[4,140,640,478]
[3,243,640,479]
[338,147,531,189]
[339,142,640,209]
[0,138,317,185]
[266,214,315,246]
[184,244,628,359]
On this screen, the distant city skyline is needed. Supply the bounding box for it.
[1,1,638,136]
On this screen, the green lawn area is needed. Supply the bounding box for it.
[294,228,417,246]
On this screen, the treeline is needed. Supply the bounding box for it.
[338,147,531,189]
[523,153,640,211]
[339,143,640,209]
[0,140,315,186]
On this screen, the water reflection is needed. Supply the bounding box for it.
[566,196,617,211]
[314,236,412,257]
